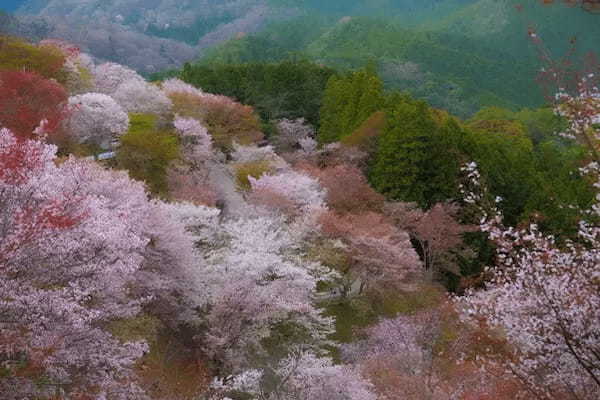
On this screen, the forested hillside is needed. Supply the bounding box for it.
[1,1,600,400]
[7,0,599,115]
[199,0,600,116]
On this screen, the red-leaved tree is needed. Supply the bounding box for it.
[301,163,385,214]
[319,211,421,294]
[0,70,68,140]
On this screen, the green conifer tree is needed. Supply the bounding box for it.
[369,99,435,206]
[318,67,383,144]
[369,98,467,208]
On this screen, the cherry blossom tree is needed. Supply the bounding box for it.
[299,136,318,154]
[530,30,600,159]
[0,127,202,398]
[93,62,145,96]
[460,161,600,400]
[248,171,326,217]
[38,38,94,94]
[167,166,218,207]
[167,117,218,206]
[138,201,211,324]
[211,348,377,400]
[164,77,264,150]
[175,212,335,374]
[274,118,316,154]
[39,39,81,59]
[458,45,600,391]
[112,79,173,116]
[318,211,422,294]
[173,116,213,164]
[305,163,385,214]
[162,77,205,98]
[231,142,283,165]
[66,92,129,148]
[0,128,149,398]
[292,142,369,171]
[385,201,476,274]
[168,90,263,151]
[340,304,514,400]
[554,77,600,159]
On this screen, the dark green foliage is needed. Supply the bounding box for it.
[369,96,464,208]
[318,66,384,144]
[148,68,180,82]
[468,106,567,144]
[179,60,336,128]
[515,108,567,145]
[466,129,539,226]
[464,123,594,232]
[445,231,495,294]
[526,141,595,237]
[116,114,179,196]
[365,81,593,234]
[463,105,591,229]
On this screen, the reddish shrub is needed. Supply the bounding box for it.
[319,211,396,240]
[0,70,68,140]
[385,202,477,275]
[318,211,421,290]
[300,163,385,213]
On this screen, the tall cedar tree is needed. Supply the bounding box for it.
[319,66,384,144]
[178,61,335,128]
[370,98,463,208]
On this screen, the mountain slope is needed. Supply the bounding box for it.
[197,0,600,116]
[428,0,600,60]
[11,0,295,73]
[17,0,276,45]
[199,16,536,116]
[11,0,600,109]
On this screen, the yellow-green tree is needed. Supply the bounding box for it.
[0,36,67,83]
[116,114,179,195]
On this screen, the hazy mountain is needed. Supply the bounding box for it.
[6,0,485,75]
[10,0,296,73]
[17,0,274,42]
[8,0,599,109]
